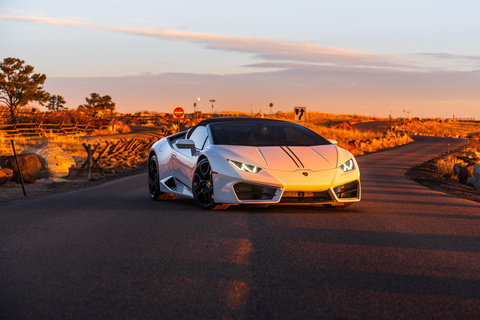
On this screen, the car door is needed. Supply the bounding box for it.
[173,126,209,188]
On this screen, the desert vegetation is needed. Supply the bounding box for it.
[435,141,480,190]
[389,118,480,138]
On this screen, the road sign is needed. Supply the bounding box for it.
[269,103,273,108]
[173,107,185,118]
[294,107,306,121]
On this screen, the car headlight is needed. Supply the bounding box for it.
[339,159,355,172]
[227,159,262,173]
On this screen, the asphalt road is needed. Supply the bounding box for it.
[1,137,479,319]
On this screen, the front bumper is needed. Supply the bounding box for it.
[212,167,361,205]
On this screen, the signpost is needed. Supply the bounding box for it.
[294,107,306,122]
[173,107,185,133]
[269,103,273,114]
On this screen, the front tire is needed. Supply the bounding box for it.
[148,154,176,201]
[192,158,229,210]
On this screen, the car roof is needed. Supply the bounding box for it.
[186,117,294,138]
[195,117,287,127]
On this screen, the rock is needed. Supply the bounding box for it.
[471,164,480,190]
[458,165,474,184]
[453,163,464,176]
[466,176,476,187]
[21,147,76,178]
[0,154,42,183]
[474,164,480,178]
[0,167,14,185]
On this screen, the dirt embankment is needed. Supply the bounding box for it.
[406,141,480,204]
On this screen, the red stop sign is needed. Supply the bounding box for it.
[173,107,184,118]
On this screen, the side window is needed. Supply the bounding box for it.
[189,126,208,150]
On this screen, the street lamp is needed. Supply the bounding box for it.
[209,99,215,115]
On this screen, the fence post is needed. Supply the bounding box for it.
[87,144,92,180]
[11,140,26,196]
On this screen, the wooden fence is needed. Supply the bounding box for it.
[0,121,113,138]
[76,138,158,178]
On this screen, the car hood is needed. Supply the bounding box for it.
[218,145,338,171]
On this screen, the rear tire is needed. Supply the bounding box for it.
[148,154,176,201]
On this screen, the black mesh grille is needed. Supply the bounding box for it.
[233,183,277,201]
[279,191,332,203]
[335,180,359,199]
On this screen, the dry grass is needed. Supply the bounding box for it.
[435,142,480,178]
[272,111,383,127]
[0,133,105,164]
[393,119,480,138]
[3,111,478,171]
[265,111,390,152]
[437,155,461,178]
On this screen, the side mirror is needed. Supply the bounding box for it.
[328,139,338,145]
[175,139,196,156]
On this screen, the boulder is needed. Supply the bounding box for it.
[453,163,464,176]
[0,167,14,185]
[472,164,480,190]
[467,176,476,187]
[21,147,76,178]
[458,165,474,184]
[0,154,42,183]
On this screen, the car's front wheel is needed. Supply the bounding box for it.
[148,154,176,201]
[192,158,229,210]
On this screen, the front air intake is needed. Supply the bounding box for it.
[233,183,277,201]
[334,180,359,199]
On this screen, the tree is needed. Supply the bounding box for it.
[46,95,67,111]
[78,93,116,115]
[0,57,50,122]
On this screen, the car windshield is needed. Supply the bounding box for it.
[209,121,331,146]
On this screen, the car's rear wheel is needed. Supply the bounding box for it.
[148,154,176,201]
[193,158,229,210]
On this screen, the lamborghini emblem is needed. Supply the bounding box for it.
[302,172,308,177]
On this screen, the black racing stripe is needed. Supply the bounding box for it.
[285,146,304,168]
[280,146,299,168]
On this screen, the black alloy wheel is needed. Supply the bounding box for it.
[148,154,175,201]
[192,158,229,210]
[193,158,215,209]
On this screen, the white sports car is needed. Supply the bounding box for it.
[148,117,360,210]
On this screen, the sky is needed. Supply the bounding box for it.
[1,0,479,118]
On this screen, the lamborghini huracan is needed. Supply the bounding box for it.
[148,117,361,210]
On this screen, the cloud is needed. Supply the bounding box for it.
[0,14,415,70]
[417,53,480,61]
[414,52,480,71]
